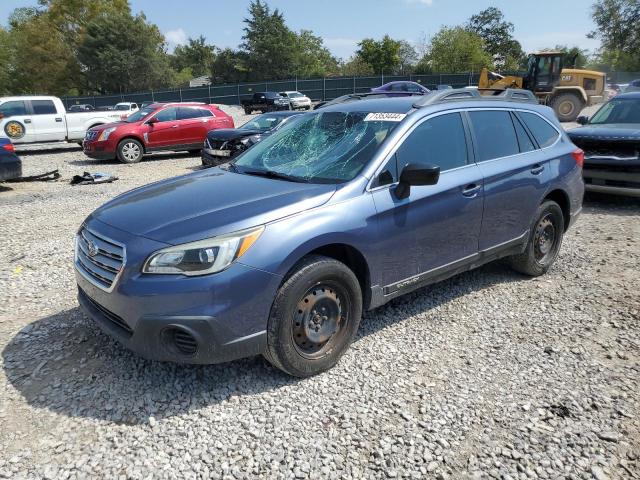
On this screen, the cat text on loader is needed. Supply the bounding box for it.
[478,52,606,122]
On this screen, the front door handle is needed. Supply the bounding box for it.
[24,118,32,124]
[55,117,63,122]
[531,164,545,175]
[171,124,179,128]
[462,183,481,197]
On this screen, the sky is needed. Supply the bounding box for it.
[1,0,600,60]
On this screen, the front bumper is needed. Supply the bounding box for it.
[75,218,282,364]
[583,161,640,197]
[201,148,237,167]
[83,140,116,160]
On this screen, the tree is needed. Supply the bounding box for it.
[211,48,250,84]
[7,9,81,95]
[78,12,174,93]
[397,40,418,74]
[171,36,216,78]
[589,0,640,70]
[340,56,374,76]
[425,27,493,73]
[0,28,13,95]
[292,30,339,78]
[467,7,525,70]
[356,35,402,74]
[241,0,297,80]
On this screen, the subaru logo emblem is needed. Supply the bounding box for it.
[87,240,99,257]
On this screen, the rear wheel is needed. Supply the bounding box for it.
[264,255,362,377]
[508,201,564,276]
[116,138,143,164]
[551,93,584,122]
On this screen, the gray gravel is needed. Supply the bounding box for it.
[0,107,639,479]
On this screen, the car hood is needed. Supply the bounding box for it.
[89,121,127,132]
[90,168,337,245]
[568,124,640,141]
[206,128,265,141]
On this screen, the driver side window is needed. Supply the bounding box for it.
[154,108,177,122]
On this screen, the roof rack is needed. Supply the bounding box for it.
[413,88,538,108]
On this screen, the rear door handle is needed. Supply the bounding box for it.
[55,117,63,122]
[462,183,481,197]
[171,124,179,128]
[531,164,545,175]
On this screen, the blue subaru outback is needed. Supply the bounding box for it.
[75,89,584,377]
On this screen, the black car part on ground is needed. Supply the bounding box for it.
[70,171,118,186]
[5,169,60,183]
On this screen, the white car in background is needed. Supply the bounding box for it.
[278,91,312,110]
[0,95,123,145]
[114,102,140,116]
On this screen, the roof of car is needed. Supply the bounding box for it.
[615,91,640,99]
[320,96,418,114]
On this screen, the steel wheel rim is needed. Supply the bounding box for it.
[122,143,140,161]
[292,282,350,359]
[534,213,556,262]
[559,101,575,116]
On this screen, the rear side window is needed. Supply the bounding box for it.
[512,114,536,153]
[396,113,468,172]
[0,100,28,117]
[32,100,57,115]
[519,112,559,148]
[468,110,520,161]
[178,107,211,120]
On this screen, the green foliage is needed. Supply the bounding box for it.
[171,36,216,78]
[466,7,525,70]
[425,27,493,73]
[542,45,590,69]
[397,40,418,74]
[0,28,13,95]
[356,35,401,74]
[293,30,339,77]
[77,12,173,93]
[211,48,250,84]
[589,0,640,71]
[340,56,375,76]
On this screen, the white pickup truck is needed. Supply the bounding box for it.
[0,95,123,145]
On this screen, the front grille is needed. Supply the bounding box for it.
[75,227,125,292]
[85,130,98,141]
[80,288,133,336]
[573,140,639,160]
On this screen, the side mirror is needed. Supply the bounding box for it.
[395,163,440,199]
[147,116,158,125]
[577,116,589,125]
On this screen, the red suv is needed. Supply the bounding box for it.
[83,103,234,163]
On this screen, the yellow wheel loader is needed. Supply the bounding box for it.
[478,52,606,122]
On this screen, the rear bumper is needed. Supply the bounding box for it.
[0,157,22,181]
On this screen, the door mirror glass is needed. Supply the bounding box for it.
[395,163,440,199]
[577,115,589,125]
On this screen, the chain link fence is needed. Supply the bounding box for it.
[60,71,640,110]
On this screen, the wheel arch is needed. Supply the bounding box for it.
[281,242,372,310]
[117,135,146,153]
[543,188,571,231]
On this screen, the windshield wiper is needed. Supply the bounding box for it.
[238,167,309,183]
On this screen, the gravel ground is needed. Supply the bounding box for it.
[1,106,639,479]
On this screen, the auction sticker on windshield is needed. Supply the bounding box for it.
[364,113,406,122]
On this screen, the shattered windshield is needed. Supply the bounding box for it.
[233,111,401,183]
[240,114,285,130]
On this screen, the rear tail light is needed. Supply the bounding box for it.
[571,148,584,168]
[2,142,15,152]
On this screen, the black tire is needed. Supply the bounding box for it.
[264,255,362,377]
[551,93,584,122]
[244,107,251,115]
[188,149,201,155]
[116,138,143,164]
[508,201,564,276]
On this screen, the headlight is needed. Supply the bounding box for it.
[142,225,264,276]
[98,127,117,141]
[240,134,262,146]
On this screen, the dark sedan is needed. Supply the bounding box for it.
[371,81,430,95]
[202,111,304,167]
[0,136,21,182]
[568,92,640,197]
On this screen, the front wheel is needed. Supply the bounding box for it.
[116,139,143,164]
[507,201,564,276]
[264,255,362,377]
[551,93,584,122]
